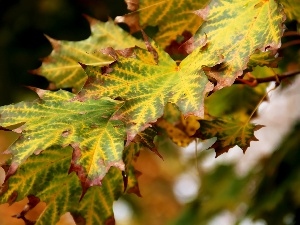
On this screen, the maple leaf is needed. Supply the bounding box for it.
[81,33,221,142]
[33,18,144,92]
[279,0,300,21]
[157,118,194,147]
[187,0,285,89]
[115,0,209,48]
[248,50,281,68]
[0,89,125,190]
[197,116,264,157]
[0,147,82,225]
[0,146,139,225]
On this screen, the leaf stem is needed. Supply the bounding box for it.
[281,40,300,49]
[282,31,300,37]
[195,138,201,176]
[234,70,300,86]
[247,86,276,123]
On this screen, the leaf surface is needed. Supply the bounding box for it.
[34,18,144,92]
[189,0,284,89]
[198,116,264,157]
[0,89,125,188]
[279,0,300,21]
[82,35,220,141]
[0,146,137,225]
[116,0,208,48]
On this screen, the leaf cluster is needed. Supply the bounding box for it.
[0,0,299,224]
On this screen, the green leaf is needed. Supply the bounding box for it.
[198,116,264,157]
[116,0,209,48]
[189,0,285,89]
[0,146,82,225]
[81,34,220,141]
[248,50,281,68]
[34,18,144,92]
[279,0,300,21]
[0,89,125,188]
[0,146,137,225]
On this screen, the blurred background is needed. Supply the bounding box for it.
[1,0,300,225]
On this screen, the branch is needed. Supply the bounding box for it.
[234,70,300,86]
[281,40,300,49]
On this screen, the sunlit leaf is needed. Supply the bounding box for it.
[116,0,209,48]
[0,89,125,188]
[248,50,281,68]
[33,18,144,92]
[279,0,300,21]
[0,146,82,225]
[0,146,137,225]
[157,118,194,147]
[82,34,220,141]
[198,116,264,157]
[189,0,285,89]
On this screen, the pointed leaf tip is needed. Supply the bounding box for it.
[198,117,264,157]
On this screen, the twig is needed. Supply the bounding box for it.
[283,31,300,37]
[234,70,300,86]
[281,40,300,49]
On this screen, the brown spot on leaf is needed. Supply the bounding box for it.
[48,82,57,90]
[61,130,70,138]
[181,33,207,54]
[5,162,19,183]
[71,213,86,225]
[101,66,114,75]
[194,7,210,20]
[45,35,61,52]
[165,31,192,56]
[101,47,119,60]
[7,191,18,205]
[141,31,158,64]
[115,13,141,34]
[78,62,87,70]
[125,0,139,11]
[105,216,116,225]
[12,127,23,134]
[116,48,135,58]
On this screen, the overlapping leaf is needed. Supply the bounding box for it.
[0,89,125,188]
[33,18,144,92]
[81,34,221,141]
[0,146,139,225]
[116,0,208,48]
[279,0,300,21]
[188,0,285,89]
[197,116,264,157]
[0,147,82,225]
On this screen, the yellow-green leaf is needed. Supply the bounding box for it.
[198,116,264,157]
[0,146,137,225]
[279,0,300,21]
[0,89,125,187]
[248,50,281,68]
[190,0,285,89]
[116,0,209,48]
[0,147,82,225]
[81,35,220,141]
[34,18,144,92]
